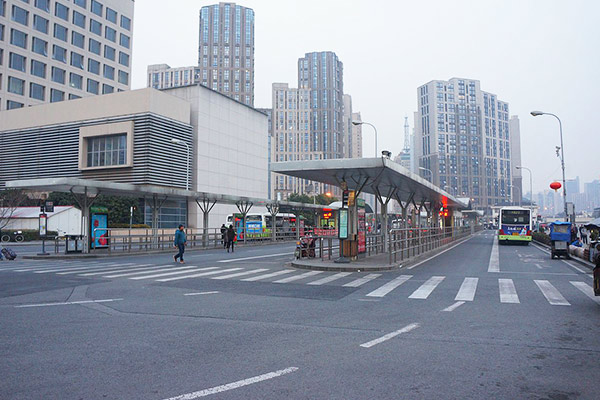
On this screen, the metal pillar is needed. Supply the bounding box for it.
[70,187,99,254]
[148,195,168,249]
[196,197,216,248]
[374,187,397,251]
[266,203,279,242]
[235,200,253,244]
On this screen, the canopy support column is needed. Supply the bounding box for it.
[70,187,99,254]
[375,187,397,252]
[235,200,253,244]
[266,202,279,242]
[196,198,217,248]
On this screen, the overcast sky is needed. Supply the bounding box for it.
[131,0,600,194]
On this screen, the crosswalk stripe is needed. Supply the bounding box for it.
[129,267,217,280]
[33,263,129,274]
[102,265,182,278]
[343,274,381,288]
[156,268,243,282]
[307,272,352,286]
[499,279,520,303]
[409,276,445,299]
[570,281,600,304]
[366,275,412,298]
[52,264,135,274]
[14,262,105,271]
[534,280,570,306]
[76,264,157,276]
[273,270,323,283]
[455,277,478,301]
[211,268,269,280]
[241,269,295,282]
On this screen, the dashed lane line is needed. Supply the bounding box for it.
[442,301,466,312]
[14,298,123,308]
[360,323,420,348]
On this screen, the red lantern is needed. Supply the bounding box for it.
[550,181,562,192]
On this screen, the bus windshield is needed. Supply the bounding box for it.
[501,210,530,225]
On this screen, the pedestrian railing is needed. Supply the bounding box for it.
[388,226,471,264]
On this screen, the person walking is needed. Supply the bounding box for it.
[226,224,236,253]
[580,225,588,245]
[173,224,187,263]
[220,224,227,248]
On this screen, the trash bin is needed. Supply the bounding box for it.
[66,235,83,253]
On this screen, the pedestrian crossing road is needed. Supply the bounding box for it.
[1,258,597,307]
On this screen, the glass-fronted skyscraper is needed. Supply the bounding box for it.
[0,0,134,111]
[414,78,522,212]
[198,2,254,106]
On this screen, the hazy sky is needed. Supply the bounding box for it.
[132,0,600,194]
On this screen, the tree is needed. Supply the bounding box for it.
[0,189,28,231]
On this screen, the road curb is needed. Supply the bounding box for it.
[289,260,399,272]
[532,240,595,270]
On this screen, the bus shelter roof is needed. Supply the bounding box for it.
[4,177,337,212]
[271,157,469,210]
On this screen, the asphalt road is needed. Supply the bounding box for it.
[0,232,598,399]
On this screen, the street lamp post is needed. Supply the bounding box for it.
[352,120,379,231]
[508,184,521,207]
[516,166,533,211]
[171,138,190,191]
[531,111,567,221]
[419,167,433,182]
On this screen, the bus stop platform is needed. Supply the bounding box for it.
[290,254,400,272]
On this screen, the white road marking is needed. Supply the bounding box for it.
[307,272,352,286]
[442,301,466,312]
[570,281,600,304]
[532,243,588,274]
[534,280,570,306]
[343,273,381,287]
[273,270,323,283]
[77,264,159,276]
[360,323,420,348]
[162,367,299,400]
[240,269,295,281]
[408,276,445,299]
[184,291,220,296]
[217,252,291,263]
[366,275,412,298]
[499,279,520,303]
[488,237,500,272]
[535,263,544,269]
[211,268,269,280]
[103,265,185,278]
[156,268,243,282]
[58,264,140,275]
[33,263,128,273]
[15,298,123,308]
[130,267,217,280]
[408,236,473,270]
[455,277,478,301]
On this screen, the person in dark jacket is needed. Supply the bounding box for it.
[220,224,227,248]
[226,225,236,253]
[173,224,187,263]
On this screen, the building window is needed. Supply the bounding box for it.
[86,134,127,167]
[87,58,99,74]
[50,88,64,102]
[0,1,4,17]
[120,15,131,31]
[70,51,84,69]
[33,15,49,33]
[55,2,68,21]
[119,33,130,49]
[7,100,24,109]
[118,51,129,67]
[105,26,116,42]
[69,94,81,100]
[72,31,85,48]
[74,0,86,9]
[32,37,48,56]
[90,0,102,17]
[73,10,85,28]
[52,45,67,63]
[12,5,29,26]
[51,66,65,83]
[90,19,101,35]
[105,7,117,24]
[29,82,45,100]
[31,59,46,78]
[53,23,68,41]
[87,78,99,94]
[69,72,82,89]
[103,64,114,80]
[102,84,113,94]
[104,45,115,60]
[8,76,25,95]
[118,70,128,85]
[9,52,26,72]
[89,38,101,55]
[10,29,27,49]
[34,0,50,12]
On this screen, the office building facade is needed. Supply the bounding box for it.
[0,0,134,111]
[147,64,200,90]
[198,2,254,106]
[415,78,522,212]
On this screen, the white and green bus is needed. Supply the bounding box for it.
[498,206,532,244]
